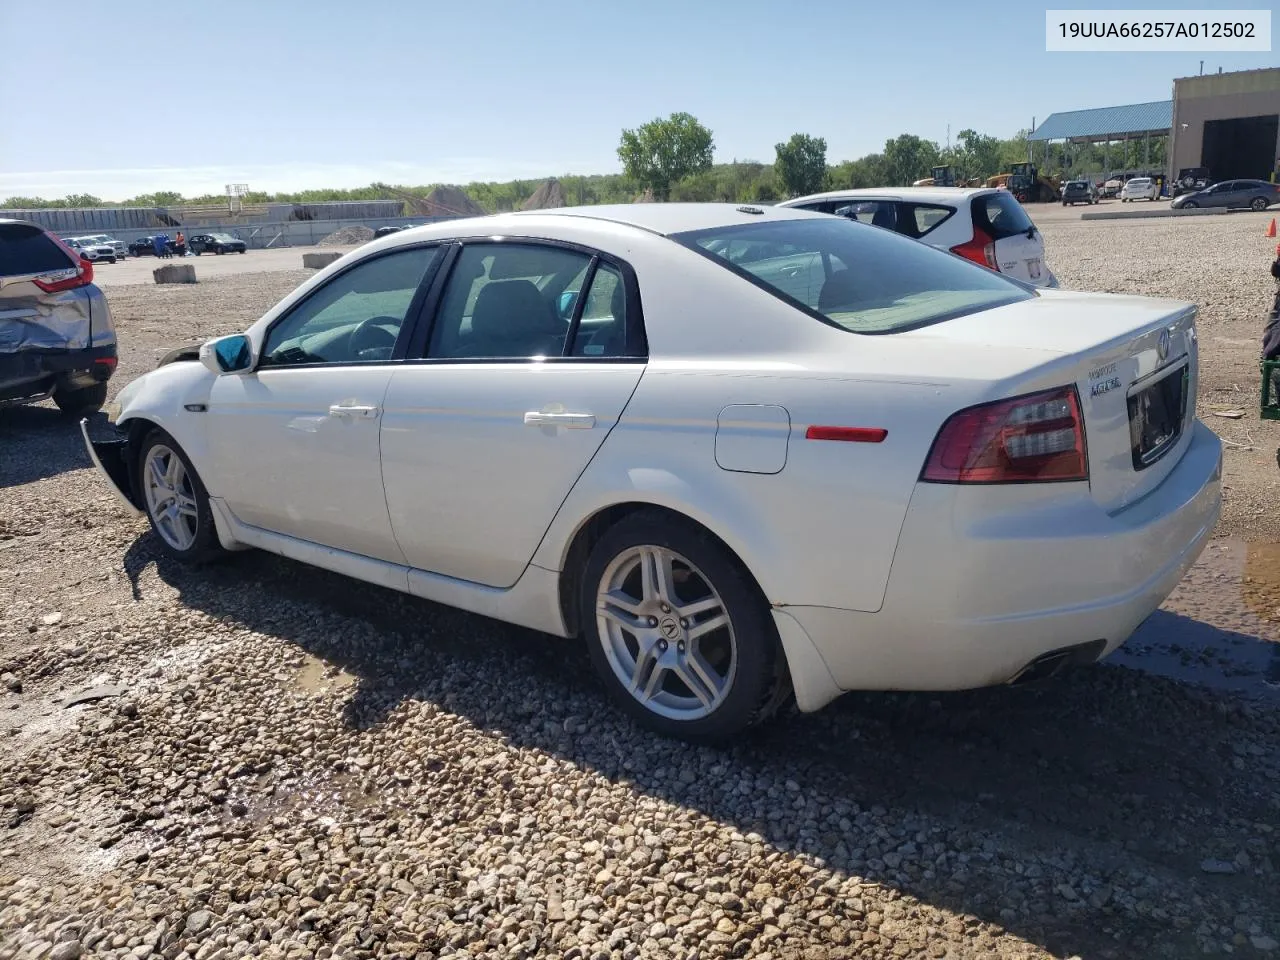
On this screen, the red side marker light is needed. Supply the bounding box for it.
[805,426,888,443]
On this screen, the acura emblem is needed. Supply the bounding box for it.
[1157,329,1171,363]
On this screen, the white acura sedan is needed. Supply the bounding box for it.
[82,203,1222,742]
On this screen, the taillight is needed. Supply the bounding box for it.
[950,227,997,271]
[33,234,94,293]
[921,385,1088,484]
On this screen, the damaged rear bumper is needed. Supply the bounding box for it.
[80,418,142,516]
[0,344,117,405]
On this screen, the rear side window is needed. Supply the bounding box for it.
[800,199,954,240]
[676,217,1030,335]
[972,192,1034,241]
[0,223,74,277]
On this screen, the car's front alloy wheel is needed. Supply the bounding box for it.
[139,430,223,563]
[582,511,788,742]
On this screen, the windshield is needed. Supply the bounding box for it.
[211,234,235,241]
[674,217,1031,334]
[1128,179,1151,186]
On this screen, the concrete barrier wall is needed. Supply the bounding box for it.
[38,216,464,251]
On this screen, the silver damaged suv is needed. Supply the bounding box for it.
[0,218,118,415]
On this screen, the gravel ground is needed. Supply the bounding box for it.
[2,215,1279,960]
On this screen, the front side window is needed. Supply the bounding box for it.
[260,246,438,367]
[676,217,1030,335]
[429,243,592,359]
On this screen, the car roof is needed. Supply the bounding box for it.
[779,186,999,207]
[505,202,824,236]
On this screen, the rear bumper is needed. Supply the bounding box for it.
[0,344,117,404]
[783,420,1222,697]
[79,419,142,515]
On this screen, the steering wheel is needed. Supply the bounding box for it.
[349,316,400,358]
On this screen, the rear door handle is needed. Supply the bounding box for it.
[328,403,380,419]
[524,411,596,429]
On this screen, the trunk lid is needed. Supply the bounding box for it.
[969,191,1051,288]
[900,289,1200,513]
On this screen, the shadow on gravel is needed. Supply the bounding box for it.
[0,405,103,488]
[128,537,1280,959]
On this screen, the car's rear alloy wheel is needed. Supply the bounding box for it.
[582,511,788,742]
[139,430,223,563]
[1252,198,1268,212]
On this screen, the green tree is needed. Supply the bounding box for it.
[953,129,1002,181]
[63,193,102,207]
[827,153,889,190]
[617,112,715,201]
[881,134,940,186]
[774,133,828,198]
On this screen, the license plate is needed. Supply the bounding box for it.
[1128,364,1188,470]
[1028,258,1042,280]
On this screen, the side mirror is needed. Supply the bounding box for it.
[558,290,578,321]
[199,334,254,375]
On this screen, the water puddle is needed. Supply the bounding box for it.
[1112,538,1280,698]
[287,653,357,695]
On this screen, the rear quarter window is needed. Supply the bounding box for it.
[971,192,1034,241]
[0,223,75,277]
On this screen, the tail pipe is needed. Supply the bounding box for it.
[1008,639,1107,686]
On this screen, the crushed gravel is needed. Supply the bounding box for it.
[1,213,1278,960]
[318,226,375,247]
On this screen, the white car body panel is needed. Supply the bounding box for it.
[92,203,1222,715]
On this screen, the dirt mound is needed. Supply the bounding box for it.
[633,188,655,203]
[521,179,567,210]
[419,186,486,218]
[318,225,375,246]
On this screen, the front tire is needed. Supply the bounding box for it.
[580,510,788,743]
[53,382,107,416]
[138,429,224,564]
[1182,200,1198,209]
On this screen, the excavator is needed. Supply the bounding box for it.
[911,166,985,188]
[999,163,1060,203]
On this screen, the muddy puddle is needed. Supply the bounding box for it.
[1114,538,1280,697]
[286,652,356,695]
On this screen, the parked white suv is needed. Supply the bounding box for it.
[1120,177,1160,202]
[780,187,1058,288]
[64,237,118,263]
[79,234,128,260]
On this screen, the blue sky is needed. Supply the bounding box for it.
[1,0,1274,200]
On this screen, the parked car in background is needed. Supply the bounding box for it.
[1171,179,1280,211]
[65,237,117,263]
[80,203,1221,742]
[1172,167,1212,197]
[79,234,127,260]
[129,236,176,257]
[1120,177,1160,202]
[1,219,118,415]
[779,187,1058,287]
[1061,180,1098,206]
[374,225,405,239]
[1099,178,1123,198]
[189,233,247,255]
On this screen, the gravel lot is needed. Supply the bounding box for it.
[2,213,1280,960]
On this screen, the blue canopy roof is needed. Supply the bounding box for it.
[1029,101,1173,142]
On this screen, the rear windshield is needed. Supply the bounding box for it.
[0,223,74,277]
[971,192,1035,241]
[674,217,1031,334]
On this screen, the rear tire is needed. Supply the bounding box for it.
[53,382,107,417]
[137,429,224,564]
[1252,198,1268,212]
[580,510,789,744]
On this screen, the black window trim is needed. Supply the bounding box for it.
[399,234,648,366]
[254,241,447,373]
[672,219,1032,337]
[793,196,957,240]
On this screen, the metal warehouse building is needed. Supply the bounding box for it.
[1030,66,1279,185]
[1169,67,1280,183]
